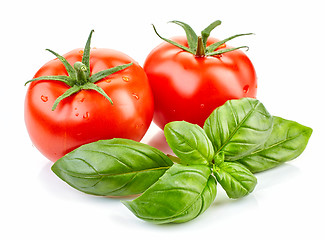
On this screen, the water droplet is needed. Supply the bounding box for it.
[243,85,249,94]
[132,93,139,100]
[83,112,89,119]
[122,76,129,82]
[200,103,205,109]
[79,98,85,103]
[75,113,79,117]
[105,79,112,83]
[135,123,143,129]
[41,95,48,102]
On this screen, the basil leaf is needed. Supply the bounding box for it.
[123,164,217,224]
[203,98,273,161]
[237,116,313,173]
[213,161,257,199]
[164,121,214,166]
[51,138,173,197]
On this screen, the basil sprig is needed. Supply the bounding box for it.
[52,98,312,224]
[123,98,312,223]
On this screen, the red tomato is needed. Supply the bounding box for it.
[25,46,154,162]
[144,36,257,129]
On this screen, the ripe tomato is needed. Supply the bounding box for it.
[25,31,154,162]
[144,20,257,129]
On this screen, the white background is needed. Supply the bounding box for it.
[1,0,324,239]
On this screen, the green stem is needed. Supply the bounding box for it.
[153,20,253,58]
[195,36,205,57]
[25,30,135,111]
[74,62,88,85]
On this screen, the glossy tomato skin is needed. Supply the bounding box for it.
[144,36,257,129]
[25,48,154,161]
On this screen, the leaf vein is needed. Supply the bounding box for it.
[216,99,259,154]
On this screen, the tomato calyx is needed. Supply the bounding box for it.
[25,30,133,111]
[152,20,253,57]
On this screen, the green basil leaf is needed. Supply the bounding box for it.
[51,138,173,197]
[164,121,214,166]
[213,161,257,199]
[123,164,217,224]
[237,116,313,173]
[203,98,273,161]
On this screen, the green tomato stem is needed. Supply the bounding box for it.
[195,36,205,57]
[25,30,133,111]
[74,62,88,85]
[154,20,253,58]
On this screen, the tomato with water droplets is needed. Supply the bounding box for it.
[25,31,154,161]
[144,20,257,129]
